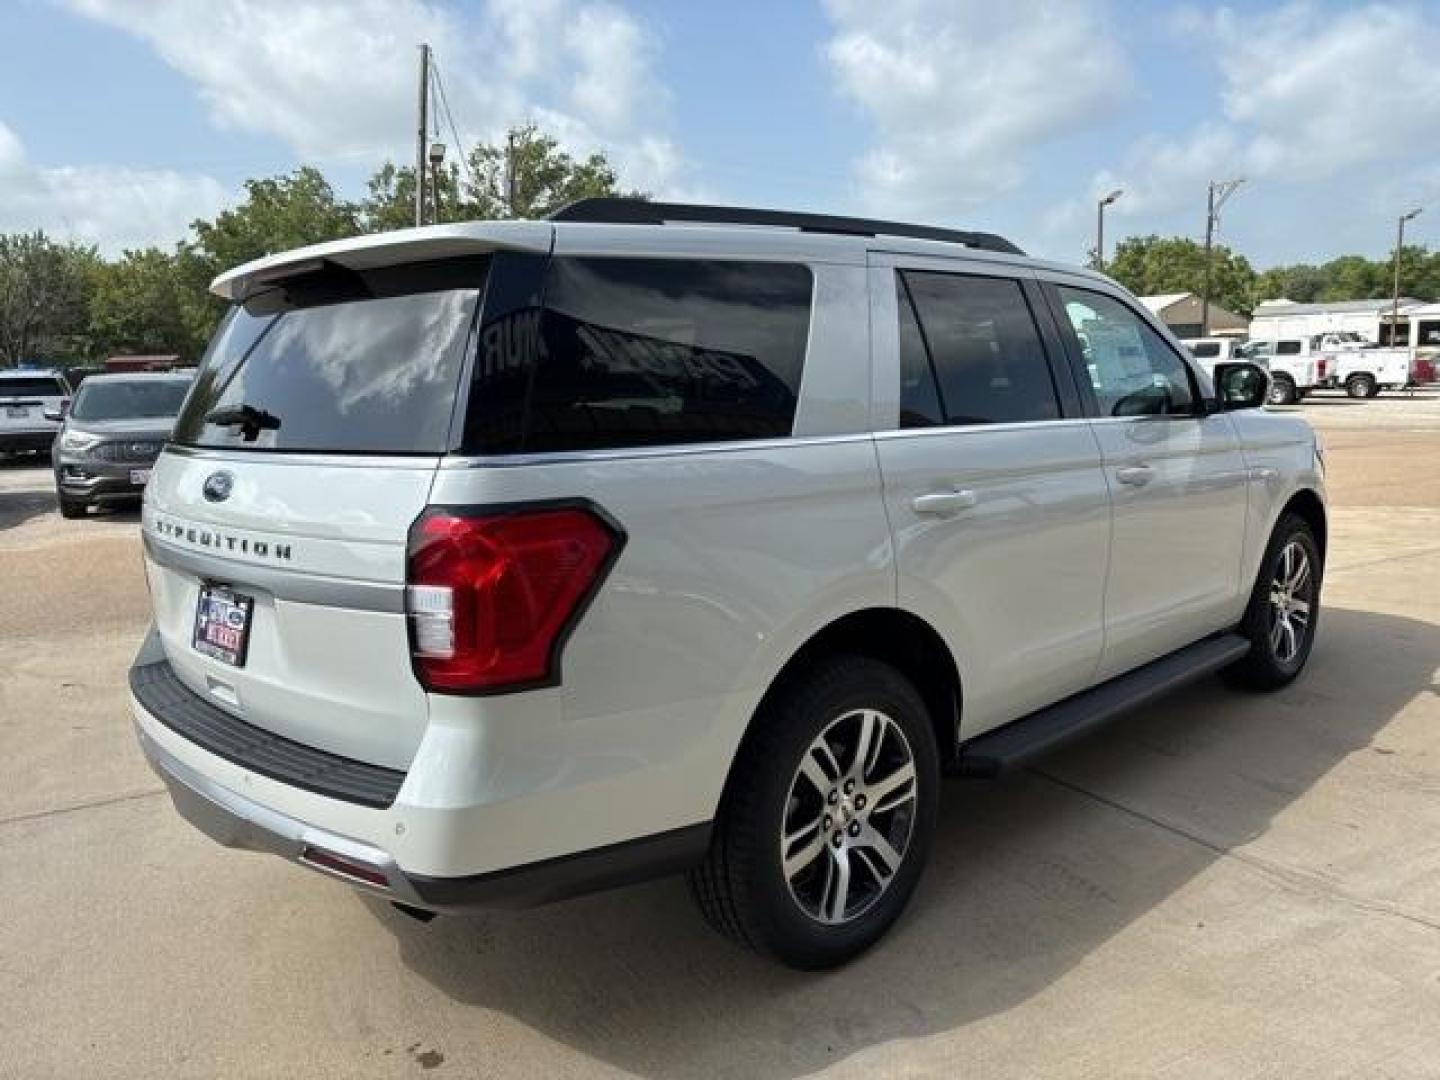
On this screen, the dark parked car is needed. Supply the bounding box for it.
[51,372,192,518]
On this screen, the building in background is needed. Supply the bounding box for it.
[1139,293,1247,338]
[1249,298,1429,346]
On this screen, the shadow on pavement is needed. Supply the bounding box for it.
[368,606,1436,1078]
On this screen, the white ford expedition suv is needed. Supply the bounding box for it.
[130,200,1326,969]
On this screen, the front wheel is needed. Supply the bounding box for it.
[688,656,940,969]
[1225,513,1322,690]
[1267,374,1297,406]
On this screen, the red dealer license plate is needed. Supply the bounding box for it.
[192,585,254,667]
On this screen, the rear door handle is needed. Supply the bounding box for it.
[1115,465,1154,487]
[913,489,978,515]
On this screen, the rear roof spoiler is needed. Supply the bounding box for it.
[209,221,554,301]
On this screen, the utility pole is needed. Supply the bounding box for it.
[1391,208,1423,347]
[414,43,431,227]
[1201,177,1245,335]
[1095,189,1122,271]
[505,129,517,217]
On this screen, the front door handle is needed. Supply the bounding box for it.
[1115,465,1154,487]
[913,489,978,515]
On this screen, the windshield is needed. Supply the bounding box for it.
[0,377,67,399]
[172,258,486,455]
[71,379,191,420]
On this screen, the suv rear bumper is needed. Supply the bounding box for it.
[130,631,712,911]
[137,721,710,910]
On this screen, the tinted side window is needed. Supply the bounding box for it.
[1189,341,1221,358]
[466,257,813,453]
[898,271,1059,426]
[896,277,943,427]
[1057,287,1197,417]
[1276,340,1302,355]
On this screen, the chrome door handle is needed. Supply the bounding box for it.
[1115,465,1154,487]
[913,489,978,515]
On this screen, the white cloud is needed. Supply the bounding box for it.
[64,0,686,193]
[822,0,1132,218]
[0,121,228,255]
[1075,3,1440,230]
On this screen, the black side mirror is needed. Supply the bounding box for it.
[1213,362,1269,410]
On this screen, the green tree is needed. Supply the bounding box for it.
[361,123,645,229]
[1107,234,1257,317]
[0,232,101,367]
[191,167,360,272]
[87,248,208,361]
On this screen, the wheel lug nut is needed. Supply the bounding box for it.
[848,821,861,837]
[854,795,866,810]
[827,790,839,805]
[844,780,855,795]
[832,832,843,847]
[823,815,832,829]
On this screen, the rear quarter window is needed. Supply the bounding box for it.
[464,256,814,453]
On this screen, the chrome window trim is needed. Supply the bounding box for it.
[162,445,443,470]
[437,432,876,468]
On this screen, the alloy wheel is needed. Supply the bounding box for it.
[780,708,918,925]
[1268,540,1314,664]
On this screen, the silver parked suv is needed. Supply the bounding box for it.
[130,200,1325,968]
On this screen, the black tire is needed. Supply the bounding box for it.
[1346,374,1376,399]
[58,495,88,519]
[1267,374,1297,406]
[1224,512,1322,691]
[688,656,940,969]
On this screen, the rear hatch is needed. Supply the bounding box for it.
[0,374,68,432]
[142,256,488,770]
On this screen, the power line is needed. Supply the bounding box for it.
[428,54,481,194]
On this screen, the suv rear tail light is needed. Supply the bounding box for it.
[405,504,624,693]
[1316,357,1329,379]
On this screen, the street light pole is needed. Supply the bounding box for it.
[1201,177,1245,336]
[414,43,431,227]
[1096,189,1122,271]
[1391,208,1422,347]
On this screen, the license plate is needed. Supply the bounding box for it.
[193,585,254,667]
[130,468,152,486]
[5,405,27,418]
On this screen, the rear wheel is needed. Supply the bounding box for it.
[58,495,88,519]
[688,656,939,969]
[1225,513,1321,690]
[1346,373,1376,399]
[1267,374,1297,406]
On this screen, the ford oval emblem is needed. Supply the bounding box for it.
[202,470,234,503]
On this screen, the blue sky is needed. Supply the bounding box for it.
[1,0,1437,267]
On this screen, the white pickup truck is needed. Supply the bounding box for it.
[1315,346,1416,398]
[1244,340,1329,406]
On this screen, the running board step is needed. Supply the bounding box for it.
[955,633,1252,778]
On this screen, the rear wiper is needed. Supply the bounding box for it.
[204,403,281,442]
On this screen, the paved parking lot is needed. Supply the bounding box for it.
[2,391,1438,1078]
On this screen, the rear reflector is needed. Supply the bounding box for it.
[300,846,390,889]
[405,503,624,693]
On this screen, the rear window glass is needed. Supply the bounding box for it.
[173,260,484,455]
[71,379,192,421]
[0,377,66,398]
[464,256,813,453]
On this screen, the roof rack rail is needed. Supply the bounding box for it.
[548,198,1025,256]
